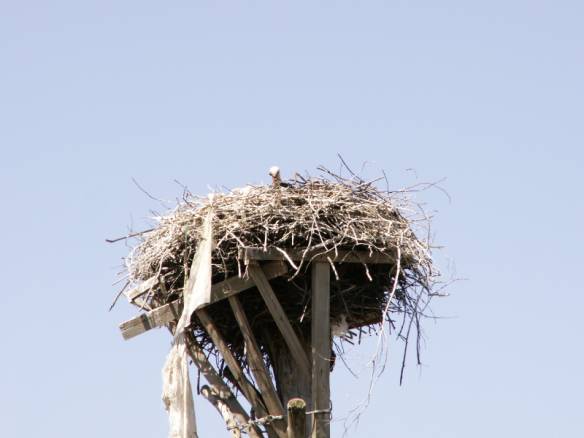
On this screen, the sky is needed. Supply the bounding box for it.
[1,1,583,437]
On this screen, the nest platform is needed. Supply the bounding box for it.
[116,171,437,438]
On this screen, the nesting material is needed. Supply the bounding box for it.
[123,170,437,378]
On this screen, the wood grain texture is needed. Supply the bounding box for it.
[119,261,287,340]
[120,300,182,340]
[287,398,307,438]
[201,385,242,438]
[228,296,287,438]
[311,262,331,438]
[195,309,270,422]
[248,263,311,381]
[183,333,263,438]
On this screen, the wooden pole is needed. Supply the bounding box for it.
[311,262,331,438]
[265,334,312,435]
[287,398,307,438]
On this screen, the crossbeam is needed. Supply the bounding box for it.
[119,261,287,340]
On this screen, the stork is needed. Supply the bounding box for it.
[269,166,291,189]
[269,166,281,189]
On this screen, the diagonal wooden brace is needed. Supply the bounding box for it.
[248,263,311,381]
[228,296,287,438]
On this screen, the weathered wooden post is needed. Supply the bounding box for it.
[287,398,307,438]
[311,262,331,438]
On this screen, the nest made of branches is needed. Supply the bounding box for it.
[119,167,439,385]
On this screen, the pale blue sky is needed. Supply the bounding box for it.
[1,2,583,437]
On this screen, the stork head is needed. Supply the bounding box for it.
[268,166,281,178]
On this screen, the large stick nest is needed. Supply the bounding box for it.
[121,168,439,386]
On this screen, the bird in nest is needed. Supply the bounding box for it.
[268,166,292,189]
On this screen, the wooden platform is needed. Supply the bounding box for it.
[119,247,395,437]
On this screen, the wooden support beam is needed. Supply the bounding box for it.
[127,261,286,305]
[248,263,311,381]
[228,296,287,437]
[120,300,182,340]
[201,385,242,438]
[287,398,307,438]
[195,309,269,421]
[119,261,288,340]
[311,262,331,438]
[183,333,263,438]
[242,247,396,265]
